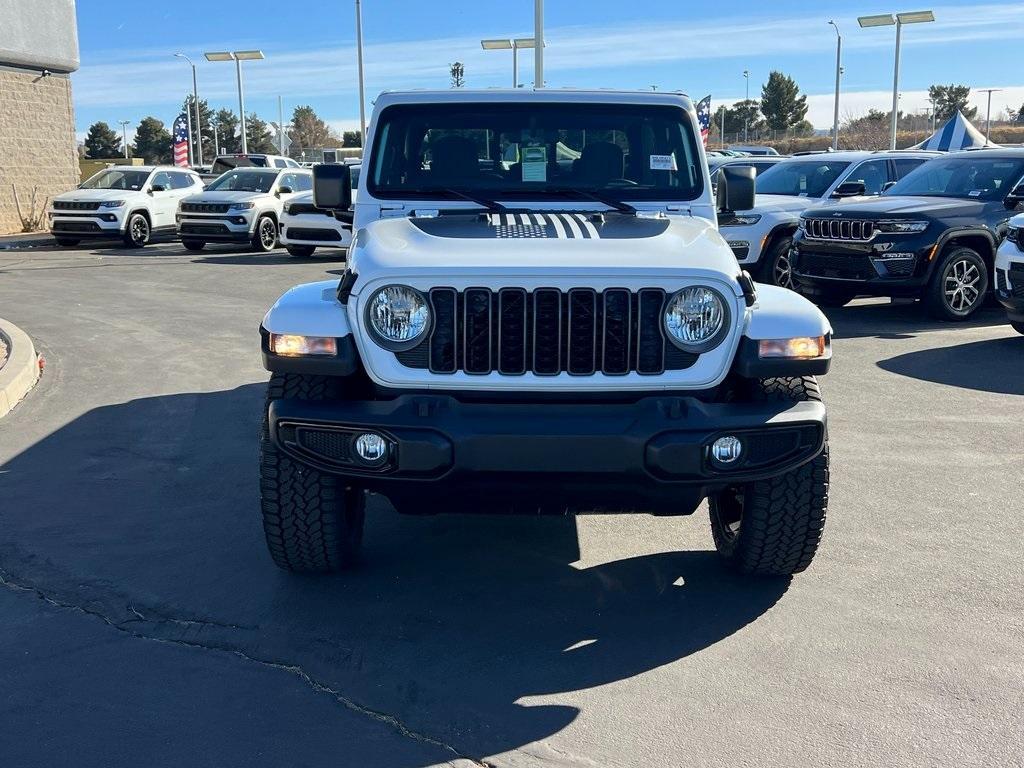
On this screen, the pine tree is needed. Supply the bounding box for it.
[245,113,277,153]
[289,105,339,154]
[928,84,977,121]
[131,116,172,164]
[760,71,808,132]
[342,130,362,148]
[181,96,216,161]
[83,121,122,159]
[213,108,241,154]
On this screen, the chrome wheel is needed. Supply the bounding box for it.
[942,257,982,314]
[773,248,794,290]
[259,218,277,250]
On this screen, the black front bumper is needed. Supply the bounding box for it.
[177,222,251,242]
[792,237,934,298]
[268,394,827,514]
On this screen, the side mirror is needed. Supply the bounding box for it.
[277,185,293,196]
[716,165,755,213]
[313,163,352,211]
[882,181,897,193]
[832,181,866,198]
[1004,183,1024,210]
[149,184,167,193]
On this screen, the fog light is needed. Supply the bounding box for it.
[269,333,337,356]
[710,436,743,465]
[758,336,827,359]
[354,433,388,464]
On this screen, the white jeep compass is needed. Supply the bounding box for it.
[259,89,834,578]
[50,165,203,248]
[176,167,312,252]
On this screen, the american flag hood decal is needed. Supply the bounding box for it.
[410,212,671,240]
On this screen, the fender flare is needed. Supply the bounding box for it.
[260,280,357,375]
[743,283,832,340]
[925,227,998,280]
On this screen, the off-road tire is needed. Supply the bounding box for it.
[181,239,206,252]
[122,212,150,248]
[259,373,365,572]
[1012,321,1024,335]
[924,246,988,321]
[286,245,316,258]
[760,236,795,290]
[709,376,829,576]
[251,215,278,253]
[55,237,80,247]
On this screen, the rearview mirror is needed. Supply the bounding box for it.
[832,181,866,198]
[1004,183,1024,209]
[313,163,352,211]
[716,165,755,213]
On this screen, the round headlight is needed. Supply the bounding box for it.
[367,285,431,349]
[664,286,729,352]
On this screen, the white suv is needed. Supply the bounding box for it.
[278,165,360,257]
[257,89,835,579]
[50,165,203,248]
[721,150,938,288]
[176,167,312,252]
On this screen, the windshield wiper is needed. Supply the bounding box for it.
[417,187,507,213]
[545,187,636,215]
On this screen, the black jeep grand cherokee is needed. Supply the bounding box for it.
[791,150,1024,320]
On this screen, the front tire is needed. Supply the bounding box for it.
[250,215,278,253]
[709,376,829,576]
[259,373,366,572]
[122,212,150,248]
[286,245,316,258]
[924,246,988,321]
[181,239,206,252]
[760,236,795,289]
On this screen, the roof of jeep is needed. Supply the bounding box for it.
[373,88,694,110]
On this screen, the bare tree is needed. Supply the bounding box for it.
[449,62,465,88]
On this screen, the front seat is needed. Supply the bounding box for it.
[429,135,480,184]
[576,141,625,184]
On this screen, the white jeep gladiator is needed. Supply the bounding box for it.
[258,89,833,577]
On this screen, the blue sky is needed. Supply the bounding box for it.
[72,0,1024,142]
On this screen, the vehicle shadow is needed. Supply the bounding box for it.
[190,249,346,266]
[877,336,1024,395]
[826,299,1009,340]
[0,384,789,765]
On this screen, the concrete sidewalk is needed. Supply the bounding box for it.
[0,318,41,418]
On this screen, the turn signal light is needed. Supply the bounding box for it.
[269,333,337,356]
[758,336,827,359]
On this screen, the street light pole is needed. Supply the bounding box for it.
[204,51,264,155]
[742,70,750,143]
[534,0,544,87]
[890,19,902,151]
[278,95,285,155]
[355,0,367,146]
[828,21,842,150]
[119,120,130,159]
[174,54,203,166]
[979,88,1002,145]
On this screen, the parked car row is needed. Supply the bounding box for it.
[47,161,356,258]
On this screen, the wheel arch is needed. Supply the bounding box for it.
[932,228,996,274]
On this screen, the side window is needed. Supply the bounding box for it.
[286,158,300,168]
[150,171,172,190]
[894,158,926,180]
[847,159,889,195]
[273,158,287,168]
[293,173,313,192]
[278,172,301,191]
[169,172,191,189]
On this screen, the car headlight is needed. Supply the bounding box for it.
[876,219,928,234]
[664,286,729,353]
[720,213,761,227]
[1008,226,1021,244]
[99,200,125,208]
[366,285,431,350]
[229,202,255,211]
[283,204,292,214]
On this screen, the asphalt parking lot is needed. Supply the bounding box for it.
[1,241,1022,768]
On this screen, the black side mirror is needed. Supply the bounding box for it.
[832,181,866,198]
[149,184,167,193]
[1004,183,1024,210]
[313,163,352,211]
[716,165,755,213]
[277,185,293,196]
[882,181,897,192]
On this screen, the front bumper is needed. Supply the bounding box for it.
[49,212,124,237]
[994,251,1024,322]
[279,214,349,246]
[792,236,934,298]
[268,394,827,514]
[176,213,254,242]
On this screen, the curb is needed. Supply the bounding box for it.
[0,235,55,250]
[0,318,41,418]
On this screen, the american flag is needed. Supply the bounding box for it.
[172,113,189,167]
[695,95,712,147]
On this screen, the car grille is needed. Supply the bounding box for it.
[286,227,342,242]
[180,223,230,235]
[53,201,101,211]
[796,253,877,281]
[181,202,231,214]
[1010,263,1024,298]
[396,287,698,376]
[287,203,330,216]
[53,220,102,232]
[803,218,876,241]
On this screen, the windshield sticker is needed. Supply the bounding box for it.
[521,145,547,182]
[650,153,677,171]
[968,190,982,197]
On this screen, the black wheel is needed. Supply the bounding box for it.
[760,236,795,289]
[181,239,206,252]
[286,245,316,258]
[259,373,365,572]
[54,237,80,247]
[709,376,829,576]
[1012,321,1024,335]
[808,289,856,308]
[251,215,278,252]
[924,246,988,321]
[122,212,150,248]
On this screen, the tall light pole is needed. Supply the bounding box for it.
[858,10,934,151]
[211,118,220,157]
[534,0,544,87]
[355,0,367,147]
[174,53,203,166]
[119,120,130,159]
[742,69,750,143]
[481,38,540,88]
[718,103,726,148]
[828,21,842,150]
[979,88,1002,145]
[204,50,265,154]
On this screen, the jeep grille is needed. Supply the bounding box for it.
[803,218,876,242]
[181,202,231,214]
[396,288,698,376]
[53,201,101,211]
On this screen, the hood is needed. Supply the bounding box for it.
[753,194,818,215]
[181,190,266,204]
[806,195,987,217]
[351,211,742,288]
[53,188,143,202]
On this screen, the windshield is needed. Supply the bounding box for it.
[205,170,279,193]
[884,156,1024,200]
[367,102,704,202]
[80,169,151,191]
[755,160,851,197]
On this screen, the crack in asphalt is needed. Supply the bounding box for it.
[0,567,494,768]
